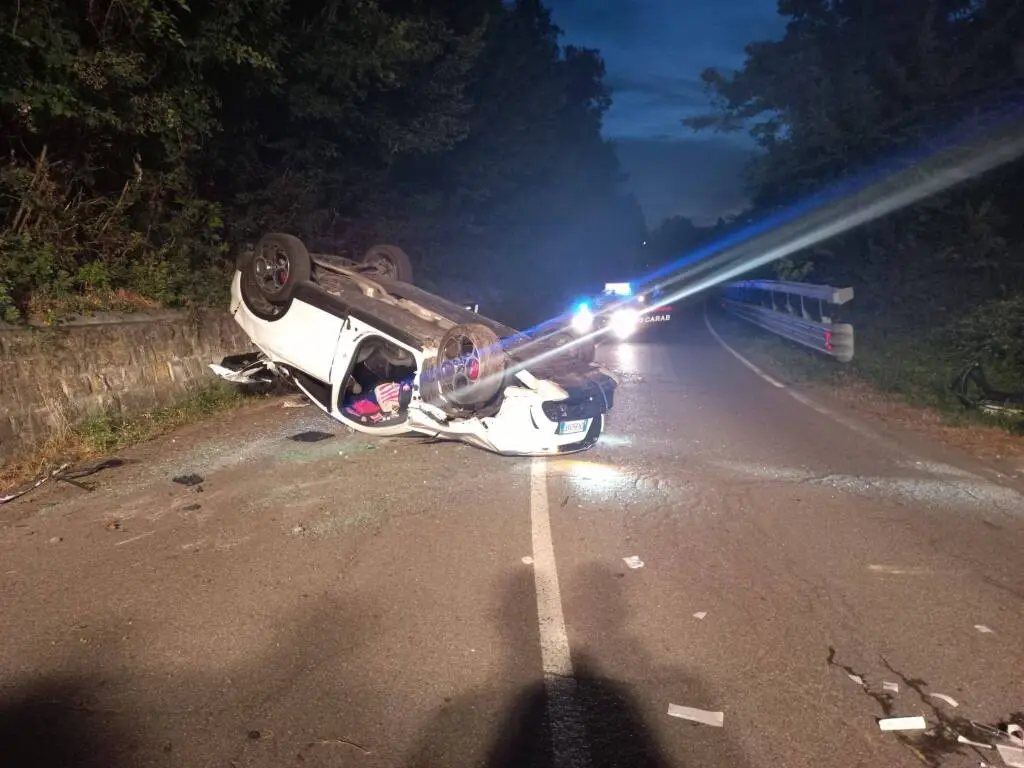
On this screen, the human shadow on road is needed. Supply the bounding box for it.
[0,677,130,768]
[405,561,750,768]
[0,589,383,768]
[473,656,673,768]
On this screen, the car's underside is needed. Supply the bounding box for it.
[214,232,618,454]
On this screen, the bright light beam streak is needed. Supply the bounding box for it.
[504,101,1024,359]
[447,118,1024,404]
[645,121,1024,318]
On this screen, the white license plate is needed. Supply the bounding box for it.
[558,419,589,435]
[641,314,671,324]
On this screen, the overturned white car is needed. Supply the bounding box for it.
[211,233,618,455]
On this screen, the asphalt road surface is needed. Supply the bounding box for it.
[3,305,1023,768]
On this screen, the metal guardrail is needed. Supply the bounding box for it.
[721,279,855,362]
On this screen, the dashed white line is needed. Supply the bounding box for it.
[529,458,590,767]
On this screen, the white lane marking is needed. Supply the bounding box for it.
[530,459,572,677]
[704,308,926,444]
[704,310,1024,494]
[702,311,785,388]
[529,458,590,767]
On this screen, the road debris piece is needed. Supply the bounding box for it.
[1,464,68,504]
[930,693,959,708]
[173,474,204,487]
[879,716,927,731]
[692,611,707,620]
[289,431,333,443]
[1001,725,1024,766]
[521,556,534,565]
[299,737,371,755]
[282,397,308,408]
[957,735,993,749]
[848,673,865,686]
[998,745,1024,768]
[114,531,154,547]
[2,458,126,505]
[622,555,644,569]
[667,704,724,727]
[974,624,995,634]
[883,681,900,694]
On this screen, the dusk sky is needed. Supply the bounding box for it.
[544,0,786,227]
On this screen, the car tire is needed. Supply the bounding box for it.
[248,232,312,304]
[432,323,505,409]
[360,244,413,283]
[551,331,596,364]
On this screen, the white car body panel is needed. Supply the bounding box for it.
[230,273,345,384]
[217,266,616,456]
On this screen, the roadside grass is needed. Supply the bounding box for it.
[20,288,163,325]
[1,379,268,495]
[711,309,1024,436]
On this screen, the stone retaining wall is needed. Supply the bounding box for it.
[0,310,252,464]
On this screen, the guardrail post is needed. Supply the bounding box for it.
[828,323,855,363]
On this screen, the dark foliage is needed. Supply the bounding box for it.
[0,0,643,323]
[686,0,1024,389]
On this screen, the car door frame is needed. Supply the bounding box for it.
[328,316,426,437]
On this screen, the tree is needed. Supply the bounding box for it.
[0,0,642,325]
[371,0,646,309]
[685,0,1024,326]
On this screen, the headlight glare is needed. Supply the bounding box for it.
[571,304,594,333]
[610,308,639,339]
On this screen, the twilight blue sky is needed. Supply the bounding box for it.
[544,0,785,227]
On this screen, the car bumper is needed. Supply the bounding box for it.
[449,414,605,457]
[407,382,610,456]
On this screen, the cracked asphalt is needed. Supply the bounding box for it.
[2,304,1023,768]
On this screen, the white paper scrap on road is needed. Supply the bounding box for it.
[883,681,900,694]
[997,745,1024,768]
[623,556,645,569]
[879,716,927,731]
[667,704,724,727]
[693,611,707,620]
[848,674,865,686]
[975,624,995,634]
[521,556,534,565]
[929,693,959,707]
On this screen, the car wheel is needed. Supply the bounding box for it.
[433,323,505,409]
[360,244,413,283]
[249,232,312,303]
[551,331,596,364]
